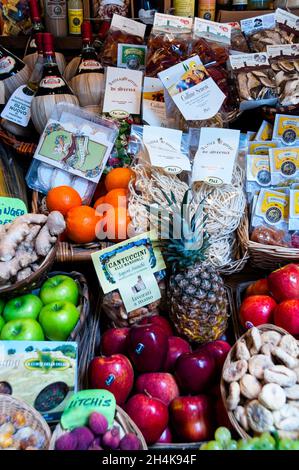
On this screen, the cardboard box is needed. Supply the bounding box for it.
[217,8,299,22]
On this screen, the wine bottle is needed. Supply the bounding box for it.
[25,0,44,57]
[31,33,78,133]
[77,21,103,74]
[35,33,74,97]
[0,45,29,106]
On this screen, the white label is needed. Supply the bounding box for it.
[0,82,5,105]
[240,13,275,35]
[142,77,167,127]
[192,127,240,185]
[79,59,102,72]
[103,67,143,115]
[193,17,231,45]
[158,56,225,121]
[229,52,270,69]
[118,270,161,313]
[276,7,299,31]
[153,13,193,33]
[143,125,191,174]
[111,13,146,38]
[0,56,15,75]
[267,44,299,59]
[1,85,34,127]
[45,0,67,19]
[39,76,65,89]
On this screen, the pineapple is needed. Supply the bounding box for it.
[156,190,228,344]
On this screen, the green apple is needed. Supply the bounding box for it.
[0,316,5,334]
[40,275,79,306]
[0,318,45,341]
[0,299,5,315]
[3,294,43,323]
[39,301,79,341]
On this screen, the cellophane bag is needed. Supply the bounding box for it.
[189,18,231,66]
[91,0,130,20]
[101,14,146,66]
[145,13,193,78]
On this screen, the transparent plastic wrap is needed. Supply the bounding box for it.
[230,23,249,53]
[145,13,193,78]
[26,103,118,204]
[101,14,146,67]
[268,44,299,109]
[189,18,231,66]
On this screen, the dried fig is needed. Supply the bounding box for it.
[261,331,281,347]
[236,340,250,361]
[234,406,249,431]
[272,347,299,369]
[284,385,299,400]
[240,374,262,400]
[246,400,274,433]
[227,381,240,411]
[279,335,299,358]
[247,327,262,355]
[264,366,297,387]
[248,354,273,379]
[223,359,248,383]
[261,344,274,356]
[259,383,286,411]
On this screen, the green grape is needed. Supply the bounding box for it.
[200,443,209,451]
[206,440,223,450]
[238,440,255,450]
[214,427,231,447]
[257,433,275,450]
[290,441,299,451]
[278,438,293,450]
[226,440,238,450]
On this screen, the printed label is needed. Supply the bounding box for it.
[153,13,193,33]
[273,114,299,146]
[118,269,161,313]
[111,13,146,38]
[174,0,195,17]
[68,9,83,34]
[192,128,240,185]
[1,85,34,127]
[142,77,167,127]
[117,44,147,70]
[289,189,299,230]
[0,197,27,225]
[78,59,102,72]
[103,67,143,115]
[143,125,191,174]
[193,17,231,44]
[275,7,299,31]
[269,147,299,186]
[267,44,299,59]
[255,120,273,141]
[255,189,289,226]
[248,141,278,155]
[0,55,15,75]
[246,155,271,187]
[229,52,270,69]
[158,56,225,121]
[39,76,65,89]
[45,0,67,19]
[240,13,275,35]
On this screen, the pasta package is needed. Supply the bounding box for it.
[101,14,146,67]
[146,13,193,78]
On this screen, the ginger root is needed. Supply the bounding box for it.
[35,211,66,257]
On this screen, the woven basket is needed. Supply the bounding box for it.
[49,405,148,450]
[238,209,299,270]
[32,192,112,262]
[0,243,58,298]
[0,395,51,449]
[220,323,293,440]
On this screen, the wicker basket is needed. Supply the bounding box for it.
[0,243,58,298]
[49,405,148,450]
[0,395,52,449]
[220,323,292,440]
[32,191,112,262]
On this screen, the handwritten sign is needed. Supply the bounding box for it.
[0,197,27,225]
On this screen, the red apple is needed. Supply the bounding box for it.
[88,354,134,405]
[138,315,173,337]
[239,295,277,328]
[169,395,213,442]
[157,426,173,444]
[101,328,129,356]
[274,299,299,337]
[175,351,216,394]
[125,394,169,445]
[163,336,191,372]
[215,396,233,430]
[196,340,231,374]
[135,372,179,406]
[127,324,168,372]
[268,264,299,302]
[245,278,270,297]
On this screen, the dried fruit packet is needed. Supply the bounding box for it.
[190,18,231,66]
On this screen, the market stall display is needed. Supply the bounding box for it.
[1,4,299,453]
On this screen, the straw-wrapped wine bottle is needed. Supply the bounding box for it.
[31,33,79,134]
[69,20,105,111]
[0,46,30,107]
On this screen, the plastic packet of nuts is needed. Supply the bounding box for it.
[229,52,277,111]
[145,13,193,78]
[189,18,231,66]
[101,14,146,66]
[268,44,299,108]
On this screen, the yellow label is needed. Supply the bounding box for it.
[271,148,299,173]
[291,190,299,217]
[274,115,299,145]
[248,141,277,155]
[257,121,273,141]
[68,8,83,34]
[259,190,289,223]
[174,0,195,17]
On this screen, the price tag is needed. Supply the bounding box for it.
[1,85,34,127]
[0,197,27,225]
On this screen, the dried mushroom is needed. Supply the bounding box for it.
[248,27,295,53]
[237,69,276,102]
[271,59,299,107]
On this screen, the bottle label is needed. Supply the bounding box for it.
[68,9,83,34]
[0,56,16,75]
[46,0,67,19]
[39,76,65,89]
[1,85,34,127]
[174,0,195,17]
[79,59,102,72]
[233,0,247,4]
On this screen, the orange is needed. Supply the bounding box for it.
[66,206,100,244]
[105,167,135,192]
[93,196,106,209]
[46,186,82,216]
[103,207,131,241]
[104,188,128,209]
